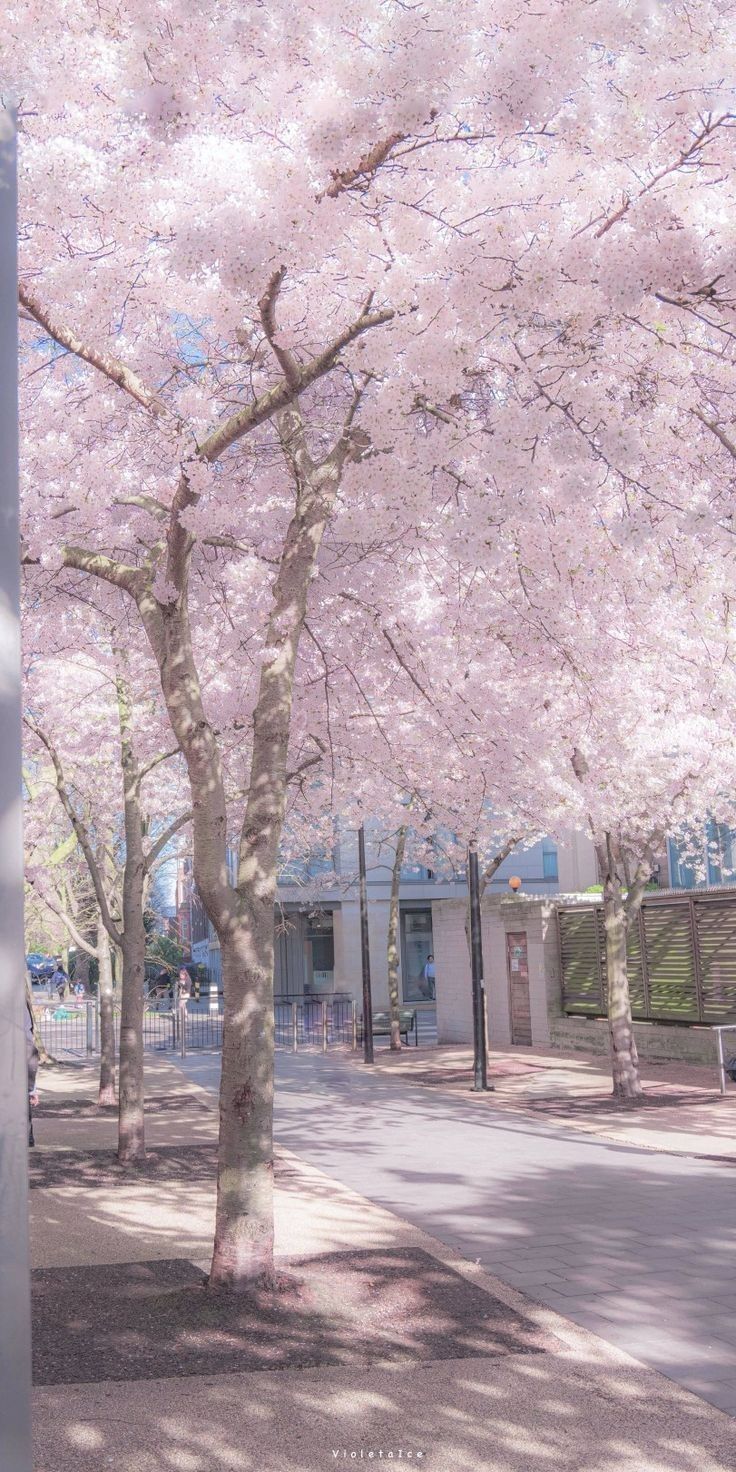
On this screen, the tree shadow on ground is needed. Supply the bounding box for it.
[33,1345,736,1472]
[272,1054,736,1404]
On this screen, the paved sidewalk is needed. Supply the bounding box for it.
[338,1042,736,1159]
[28,1056,736,1471]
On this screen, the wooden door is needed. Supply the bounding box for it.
[506,931,532,1045]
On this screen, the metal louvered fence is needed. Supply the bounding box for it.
[558,891,736,1024]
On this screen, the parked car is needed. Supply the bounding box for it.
[26,952,56,981]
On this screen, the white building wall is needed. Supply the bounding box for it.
[334,899,399,1011]
[434,900,473,1043]
[483,900,512,1048]
[556,832,598,893]
[433,894,566,1048]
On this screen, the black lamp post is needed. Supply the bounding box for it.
[358,824,374,1064]
[468,840,491,1092]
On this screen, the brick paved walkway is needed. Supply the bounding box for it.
[179,1048,736,1417]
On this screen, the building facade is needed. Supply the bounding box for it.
[184,828,598,1041]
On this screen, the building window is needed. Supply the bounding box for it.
[669,824,736,890]
[707,821,734,886]
[305,912,335,994]
[542,843,558,882]
[400,908,435,1003]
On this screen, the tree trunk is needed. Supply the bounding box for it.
[602,871,643,1099]
[118,919,147,1160]
[97,925,116,1107]
[135,406,350,1287]
[210,907,275,1288]
[387,826,407,1050]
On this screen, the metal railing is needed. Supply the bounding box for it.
[274,997,357,1052]
[32,993,359,1058]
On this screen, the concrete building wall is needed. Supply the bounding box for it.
[556,832,598,893]
[331,900,394,1010]
[433,894,560,1048]
[434,900,473,1044]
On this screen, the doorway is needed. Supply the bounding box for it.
[506,931,532,1045]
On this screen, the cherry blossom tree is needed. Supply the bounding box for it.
[7,0,736,1282]
[23,618,191,1153]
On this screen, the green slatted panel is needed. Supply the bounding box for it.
[624,917,647,1018]
[642,903,698,1021]
[695,902,736,1021]
[559,908,604,1014]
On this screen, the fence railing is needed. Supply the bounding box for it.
[32,993,359,1057]
[274,997,357,1051]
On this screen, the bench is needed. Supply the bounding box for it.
[358,1008,418,1047]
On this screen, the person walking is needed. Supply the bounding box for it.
[51,959,68,1000]
[25,998,40,1147]
[175,967,192,1051]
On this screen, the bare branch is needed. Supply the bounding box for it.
[322,131,408,199]
[258,266,301,388]
[24,715,123,947]
[285,735,327,785]
[481,836,520,891]
[692,406,736,461]
[137,745,182,783]
[114,494,170,521]
[199,303,394,464]
[144,810,192,874]
[60,545,145,596]
[27,871,100,958]
[18,283,167,415]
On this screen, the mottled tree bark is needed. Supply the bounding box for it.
[601,867,643,1099]
[213,911,275,1284]
[387,826,407,1050]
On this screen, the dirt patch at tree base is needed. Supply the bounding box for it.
[32,1248,558,1384]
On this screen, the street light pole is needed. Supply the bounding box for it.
[0,106,34,1472]
[468,840,490,1092]
[358,824,374,1064]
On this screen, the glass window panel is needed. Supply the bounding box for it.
[400,909,435,1002]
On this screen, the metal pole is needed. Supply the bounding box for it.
[351,998,357,1052]
[291,1001,298,1053]
[468,841,491,1092]
[86,1001,94,1055]
[94,987,100,1051]
[0,106,33,1472]
[717,1027,727,1096]
[358,824,374,1064]
[321,999,328,1053]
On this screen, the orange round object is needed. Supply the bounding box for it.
[508,876,522,891]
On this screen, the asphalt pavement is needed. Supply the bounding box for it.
[175,1047,736,1416]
